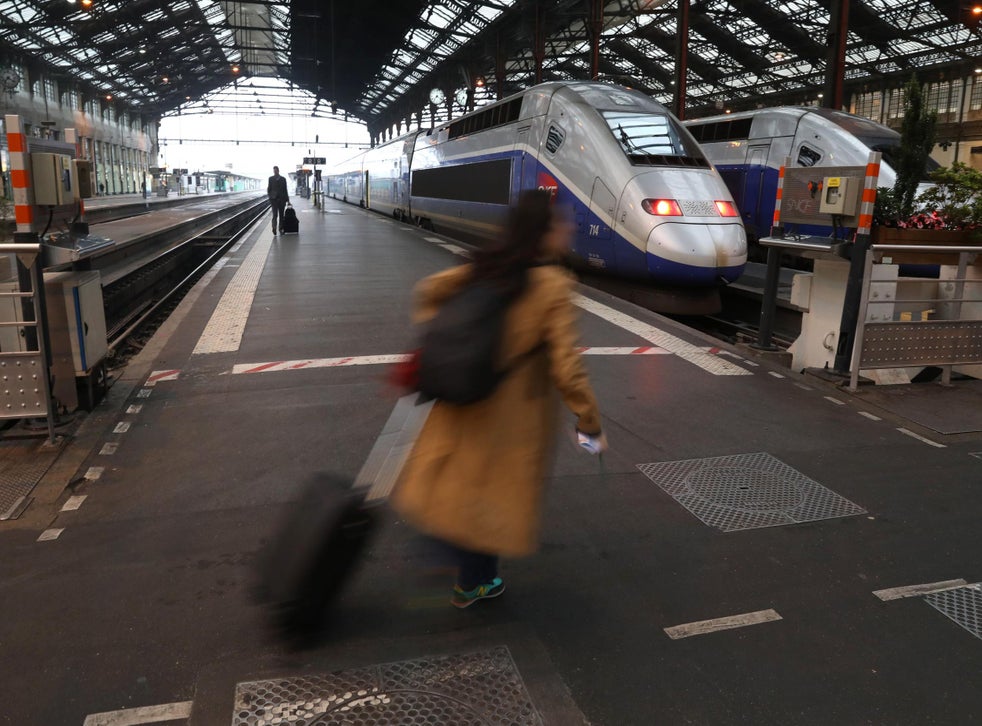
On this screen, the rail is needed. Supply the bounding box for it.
[849,243,982,390]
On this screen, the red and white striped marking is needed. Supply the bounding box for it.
[4,114,34,233]
[231,346,676,375]
[146,369,180,386]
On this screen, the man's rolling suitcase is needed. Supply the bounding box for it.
[254,394,431,644]
[280,203,299,234]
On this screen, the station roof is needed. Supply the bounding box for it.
[0,1,979,128]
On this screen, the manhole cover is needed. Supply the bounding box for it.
[925,584,982,641]
[684,466,805,512]
[232,647,542,725]
[638,452,866,532]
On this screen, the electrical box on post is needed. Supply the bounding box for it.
[73,159,93,199]
[819,176,856,216]
[31,153,76,205]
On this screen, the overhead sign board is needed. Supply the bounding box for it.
[303,157,326,165]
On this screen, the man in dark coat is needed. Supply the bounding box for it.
[267,165,289,234]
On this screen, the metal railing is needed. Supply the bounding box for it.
[849,244,982,390]
[0,244,55,441]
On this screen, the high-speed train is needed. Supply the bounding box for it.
[684,107,940,243]
[327,81,747,287]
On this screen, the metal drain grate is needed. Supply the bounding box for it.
[637,452,866,532]
[924,584,982,641]
[0,438,66,520]
[232,647,542,726]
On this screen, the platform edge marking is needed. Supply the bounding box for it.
[873,579,969,601]
[82,700,193,725]
[664,608,782,639]
[573,294,752,376]
[61,495,87,512]
[896,428,946,448]
[192,226,275,355]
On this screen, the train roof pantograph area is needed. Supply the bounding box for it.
[0,0,980,130]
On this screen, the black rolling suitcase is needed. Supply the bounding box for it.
[280,202,299,234]
[254,394,431,644]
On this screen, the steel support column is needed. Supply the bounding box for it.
[534,3,546,85]
[823,0,849,110]
[674,0,690,120]
[589,0,603,81]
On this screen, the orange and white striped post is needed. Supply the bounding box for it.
[832,151,882,374]
[855,153,881,239]
[770,161,787,237]
[5,114,35,237]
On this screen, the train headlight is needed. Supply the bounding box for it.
[714,200,739,217]
[642,198,683,216]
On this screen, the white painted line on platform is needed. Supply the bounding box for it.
[84,466,105,481]
[873,579,969,601]
[231,347,673,376]
[136,389,152,399]
[82,700,194,725]
[664,608,782,639]
[824,396,846,405]
[897,428,946,448]
[193,225,275,355]
[858,411,882,421]
[440,243,471,257]
[146,369,180,385]
[113,422,131,434]
[61,495,87,512]
[99,443,118,456]
[37,528,64,542]
[126,405,143,415]
[768,371,785,379]
[573,295,752,376]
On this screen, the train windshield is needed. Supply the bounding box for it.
[602,111,708,167]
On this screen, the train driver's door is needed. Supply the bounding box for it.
[514,125,535,196]
[741,145,769,237]
[578,177,617,271]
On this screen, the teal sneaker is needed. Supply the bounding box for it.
[451,577,505,608]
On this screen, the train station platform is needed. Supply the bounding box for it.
[1,197,980,725]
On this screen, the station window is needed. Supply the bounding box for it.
[886,87,906,119]
[971,76,982,112]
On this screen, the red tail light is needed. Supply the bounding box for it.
[715,200,739,217]
[642,198,683,216]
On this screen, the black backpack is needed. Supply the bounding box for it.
[416,278,522,405]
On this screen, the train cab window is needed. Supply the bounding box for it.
[545,125,565,154]
[602,111,708,167]
[797,144,822,167]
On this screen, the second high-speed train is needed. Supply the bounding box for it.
[327,81,747,287]
[684,107,941,243]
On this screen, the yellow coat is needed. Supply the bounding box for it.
[392,263,601,557]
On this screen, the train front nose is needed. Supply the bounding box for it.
[646,221,747,285]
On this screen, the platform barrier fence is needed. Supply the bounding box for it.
[850,244,982,390]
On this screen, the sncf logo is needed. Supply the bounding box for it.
[536,172,559,200]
